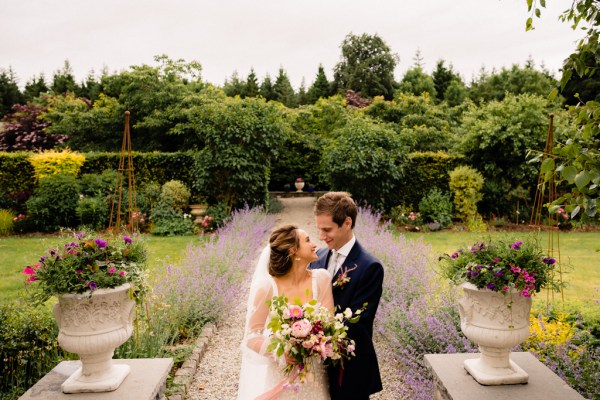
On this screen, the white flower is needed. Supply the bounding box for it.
[343,307,353,319]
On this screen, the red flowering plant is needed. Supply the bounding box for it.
[439,237,559,298]
[22,231,148,305]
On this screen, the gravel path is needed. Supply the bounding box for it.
[186,197,398,400]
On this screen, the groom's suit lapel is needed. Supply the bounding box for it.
[331,241,362,284]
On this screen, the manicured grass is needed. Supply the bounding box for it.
[2,230,598,322]
[0,234,206,304]
[404,230,600,321]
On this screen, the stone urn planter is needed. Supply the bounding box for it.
[189,204,208,226]
[294,181,305,192]
[458,282,532,385]
[53,283,136,393]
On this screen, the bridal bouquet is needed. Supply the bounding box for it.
[266,295,363,385]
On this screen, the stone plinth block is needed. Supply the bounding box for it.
[19,358,173,400]
[424,352,584,400]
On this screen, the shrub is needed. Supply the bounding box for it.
[321,118,408,211]
[465,214,488,232]
[418,188,453,228]
[25,174,80,232]
[159,180,191,213]
[449,165,484,219]
[140,182,162,212]
[396,152,465,210]
[79,169,117,197]
[204,201,231,229]
[150,202,195,236]
[76,196,109,231]
[0,303,67,398]
[0,209,14,235]
[28,149,86,181]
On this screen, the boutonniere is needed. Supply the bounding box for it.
[333,264,358,289]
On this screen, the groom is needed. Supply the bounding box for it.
[310,191,384,400]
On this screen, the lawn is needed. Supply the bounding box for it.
[404,230,600,321]
[0,234,206,304]
[2,230,598,322]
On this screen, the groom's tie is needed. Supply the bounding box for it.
[328,249,339,276]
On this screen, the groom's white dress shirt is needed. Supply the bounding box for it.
[327,235,355,277]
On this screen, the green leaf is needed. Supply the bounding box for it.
[539,0,546,7]
[574,170,591,190]
[540,157,555,174]
[561,166,578,183]
[526,17,533,31]
[526,0,533,11]
[571,205,580,218]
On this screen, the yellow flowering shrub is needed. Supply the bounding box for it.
[28,149,85,181]
[523,312,575,357]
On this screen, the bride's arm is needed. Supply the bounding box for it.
[243,284,272,354]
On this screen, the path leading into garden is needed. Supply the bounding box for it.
[186,197,397,400]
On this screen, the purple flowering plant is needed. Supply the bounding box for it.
[439,237,559,298]
[22,231,147,304]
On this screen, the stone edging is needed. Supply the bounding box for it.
[164,322,218,400]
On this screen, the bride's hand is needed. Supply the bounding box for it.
[284,350,298,365]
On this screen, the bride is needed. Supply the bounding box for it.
[237,224,333,400]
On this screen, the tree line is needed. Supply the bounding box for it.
[0,5,598,221]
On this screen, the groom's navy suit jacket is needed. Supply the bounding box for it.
[310,240,384,400]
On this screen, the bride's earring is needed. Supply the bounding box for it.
[295,257,301,261]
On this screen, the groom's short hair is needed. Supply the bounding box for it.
[314,191,357,229]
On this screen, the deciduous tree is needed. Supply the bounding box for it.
[333,33,398,100]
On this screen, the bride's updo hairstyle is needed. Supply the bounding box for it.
[268,224,299,277]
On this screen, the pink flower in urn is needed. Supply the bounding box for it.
[291,319,312,338]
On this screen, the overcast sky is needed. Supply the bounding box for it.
[1,0,584,90]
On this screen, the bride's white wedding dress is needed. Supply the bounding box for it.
[237,246,331,400]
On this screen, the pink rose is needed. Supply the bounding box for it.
[302,336,316,349]
[291,319,312,338]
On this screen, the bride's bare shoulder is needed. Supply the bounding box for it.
[312,268,331,281]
